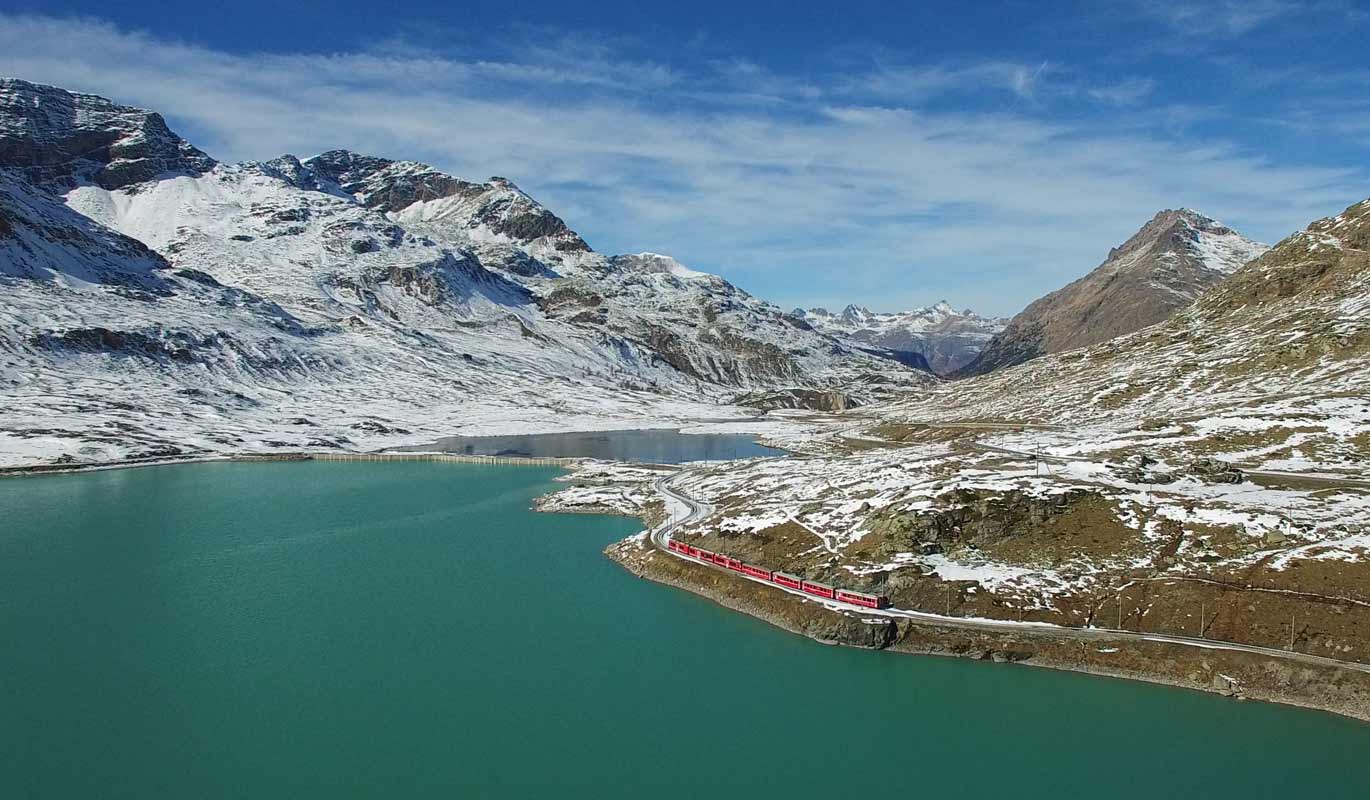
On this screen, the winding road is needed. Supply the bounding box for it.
[647,467,1370,675]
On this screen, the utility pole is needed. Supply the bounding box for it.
[1117,593,1123,630]
[1199,600,1205,637]
[945,584,951,616]
[1290,612,1296,652]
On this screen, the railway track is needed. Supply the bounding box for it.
[647,467,1370,675]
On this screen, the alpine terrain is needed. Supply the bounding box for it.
[0,78,929,466]
[4,73,1370,723]
[567,197,1370,720]
[956,209,1268,377]
[796,302,1007,374]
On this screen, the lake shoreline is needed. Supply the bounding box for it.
[603,525,1370,724]
[0,423,789,478]
[17,451,1370,725]
[0,450,582,479]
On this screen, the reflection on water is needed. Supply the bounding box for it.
[396,428,785,463]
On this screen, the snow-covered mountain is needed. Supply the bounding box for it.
[956,209,1268,377]
[795,302,1007,374]
[0,78,929,466]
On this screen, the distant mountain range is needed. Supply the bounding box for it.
[0,77,932,466]
[0,75,1326,468]
[955,209,1268,377]
[795,302,1007,374]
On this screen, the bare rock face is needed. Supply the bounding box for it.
[0,78,215,190]
[956,209,1267,377]
[868,487,1105,556]
[734,387,863,412]
[299,150,591,253]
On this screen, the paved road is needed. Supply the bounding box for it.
[647,467,1370,675]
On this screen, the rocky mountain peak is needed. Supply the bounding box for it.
[608,251,712,281]
[0,77,215,190]
[955,208,1268,378]
[299,149,474,209]
[840,304,872,325]
[296,150,591,254]
[1108,208,1265,276]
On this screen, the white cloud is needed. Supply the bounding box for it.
[0,13,1363,316]
[1086,78,1157,107]
[1136,0,1300,36]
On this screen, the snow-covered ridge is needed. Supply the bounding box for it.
[795,302,1008,374]
[611,252,711,280]
[1176,208,1270,276]
[0,77,932,467]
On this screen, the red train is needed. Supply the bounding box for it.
[666,539,889,609]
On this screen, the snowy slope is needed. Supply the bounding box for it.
[0,78,929,467]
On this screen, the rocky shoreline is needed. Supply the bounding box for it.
[605,530,1370,723]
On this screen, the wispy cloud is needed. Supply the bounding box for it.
[0,13,1363,316]
[1135,0,1300,36]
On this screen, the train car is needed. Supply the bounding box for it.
[740,564,772,581]
[801,580,836,600]
[671,545,888,609]
[836,589,890,609]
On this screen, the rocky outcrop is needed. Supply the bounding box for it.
[1188,458,1244,484]
[0,78,215,190]
[734,388,863,412]
[956,210,1267,377]
[866,487,1112,556]
[300,150,591,253]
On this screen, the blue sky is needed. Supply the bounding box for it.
[2,1,1368,315]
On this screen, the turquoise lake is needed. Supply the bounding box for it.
[2,460,1370,798]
